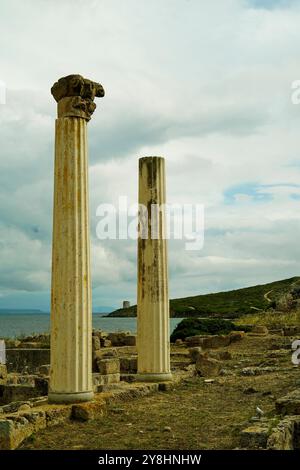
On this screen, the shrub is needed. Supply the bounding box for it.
[170,317,244,342]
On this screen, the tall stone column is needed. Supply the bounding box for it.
[49,75,104,403]
[137,156,172,382]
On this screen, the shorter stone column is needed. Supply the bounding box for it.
[137,156,172,382]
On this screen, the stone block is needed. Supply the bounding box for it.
[0,419,15,449]
[251,325,268,335]
[240,423,270,449]
[186,334,236,349]
[38,364,50,376]
[0,384,40,405]
[210,335,231,348]
[34,377,48,396]
[188,347,202,363]
[267,417,300,450]
[0,365,7,384]
[122,335,136,346]
[1,401,32,414]
[72,399,106,421]
[228,331,245,343]
[107,332,136,347]
[92,329,103,339]
[45,405,72,426]
[92,335,101,351]
[0,410,46,450]
[276,389,300,416]
[158,382,175,392]
[217,351,232,360]
[119,357,137,373]
[195,354,221,377]
[97,358,120,375]
[185,335,204,347]
[93,373,120,390]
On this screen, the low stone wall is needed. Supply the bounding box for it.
[268,416,300,450]
[0,377,48,405]
[6,349,50,374]
[240,388,300,450]
[185,331,245,349]
[0,370,192,449]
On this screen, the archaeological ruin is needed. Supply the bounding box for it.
[0,76,300,451]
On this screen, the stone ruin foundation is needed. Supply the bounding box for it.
[2,74,299,450]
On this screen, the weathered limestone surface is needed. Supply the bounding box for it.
[97,358,120,375]
[49,75,104,403]
[51,74,104,121]
[0,411,46,450]
[72,399,106,421]
[137,157,172,382]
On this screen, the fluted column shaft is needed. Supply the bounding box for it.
[49,74,104,403]
[49,117,93,403]
[137,156,172,381]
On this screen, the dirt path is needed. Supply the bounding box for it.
[264,290,273,303]
[20,335,299,450]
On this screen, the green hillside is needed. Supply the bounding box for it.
[107,276,300,319]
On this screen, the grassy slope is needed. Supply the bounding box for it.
[108,276,300,319]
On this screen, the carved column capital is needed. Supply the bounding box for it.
[51,74,105,121]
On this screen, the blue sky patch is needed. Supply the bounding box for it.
[247,0,295,9]
[224,182,273,204]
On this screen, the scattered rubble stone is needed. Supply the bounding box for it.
[188,347,202,363]
[195,354,221,377]
[72,400,106,421]
[250,325,268,336]
[276,389,300,416]
[186,331,244,349]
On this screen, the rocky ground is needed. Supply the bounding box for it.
[19,333,300,450]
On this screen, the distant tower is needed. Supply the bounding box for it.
[123,300,130,309]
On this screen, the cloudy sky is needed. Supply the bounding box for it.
[0,0,300,311]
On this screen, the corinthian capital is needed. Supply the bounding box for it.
[51,74,105,121]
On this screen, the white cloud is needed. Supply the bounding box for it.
[0,0,300,309]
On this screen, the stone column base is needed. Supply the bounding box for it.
[136,372,173,383]
[48,390,94,404]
